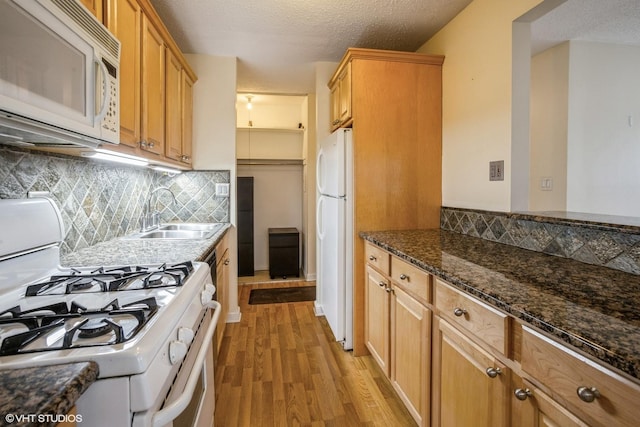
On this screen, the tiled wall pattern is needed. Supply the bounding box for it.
[441,207,640,275]
[0,146,230,255]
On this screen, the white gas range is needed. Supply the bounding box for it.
[0,197,220,427]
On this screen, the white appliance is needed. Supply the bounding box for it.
[0,0,120,148]
[0,197,220,427]
[315,128,353,350]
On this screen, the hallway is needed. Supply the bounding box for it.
[214,281,416,426]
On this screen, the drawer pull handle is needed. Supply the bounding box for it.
[514,388,532,401]
[369,255,377,261]
[577,386,600,403]
[453,307,467,317]
[385,287,394,294]
[399,274,408,281]
[485,367,502,378]
[378,282,386,288]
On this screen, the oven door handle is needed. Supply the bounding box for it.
[151,300,221,427]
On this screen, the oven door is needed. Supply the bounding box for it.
[145,300,220,427]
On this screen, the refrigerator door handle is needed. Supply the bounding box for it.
[316,196,324,239]
[316,149,325,194]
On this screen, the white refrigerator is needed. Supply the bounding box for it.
[315,128,353,350]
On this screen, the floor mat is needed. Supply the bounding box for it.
[248,286,316,304]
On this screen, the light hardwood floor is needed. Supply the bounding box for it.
[214,281,417,426]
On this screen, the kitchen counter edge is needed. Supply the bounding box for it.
[0,362,99,427]
[360,228,640,383]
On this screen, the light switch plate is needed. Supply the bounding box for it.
[215,183,230,197]
[489,160,504,181]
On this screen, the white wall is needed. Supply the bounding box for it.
[417,0,543,212]
[302,94,316,279]
[186,53,241,322]
[236,164,303,271]
[566,41,640,216]
[529,42,569,210]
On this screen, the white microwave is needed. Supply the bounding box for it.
[0,0,120,148]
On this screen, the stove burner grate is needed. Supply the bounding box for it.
[0,297,158,356]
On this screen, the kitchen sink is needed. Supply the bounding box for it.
[123,223,224,240]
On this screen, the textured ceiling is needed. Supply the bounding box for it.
[531,0,640,54]
[149,0,472,94]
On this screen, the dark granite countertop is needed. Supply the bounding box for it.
[360,229,640,382]
[0,362,98,427]
[61,223,230,267]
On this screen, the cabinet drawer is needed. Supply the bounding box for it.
[434,278,508,354]
[365,242,390,275]
[391,256,430,303]
[521,326,640,427]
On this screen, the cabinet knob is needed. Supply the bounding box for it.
[181,155,190,162]
[514,388,532,401]
[378,281,386,288]
[224,259,230,265]
[485,367,502,378]
[140,140,147,148]
[577,386,600,403]
[399,274,408,281]
[369,255,377,261]
[332,119,340,125]
[453,307,467,317]
[385,287,394,294]
[149,141,155,148]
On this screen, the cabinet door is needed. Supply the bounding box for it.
[79,0,104,21]
[141,14,165,156]
[391,285,430,426]
[338,63,351,123]
[215,234,230,353]
[365,265,390,375]
[513,379,589,427]
[180,70,194,165]
[434,319,510,427]
[329,82,340,130]
[165,48,182,161]
[106,0,141,148]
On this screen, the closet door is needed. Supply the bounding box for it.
[237,177,254,276]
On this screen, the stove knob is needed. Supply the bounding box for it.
[169,340,188,365]
[178,327,194,345]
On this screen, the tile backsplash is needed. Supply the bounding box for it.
[441,207,640,275]
[0,146,230,255]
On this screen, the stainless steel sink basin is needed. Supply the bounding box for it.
[158,223,221,232]
[124,223,224,240]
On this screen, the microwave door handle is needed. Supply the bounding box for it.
[151,300,222,427]
[95,57,110,123]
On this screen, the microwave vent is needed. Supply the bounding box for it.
[50,0,120,60]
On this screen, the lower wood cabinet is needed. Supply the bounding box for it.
[364,265,390,374]
[215,233,229,353]
[391,285,430,426]
[433,318,510,427]
[362,240,640,427]
[512,377,589,427]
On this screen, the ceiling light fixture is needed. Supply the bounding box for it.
[81,149,149,167]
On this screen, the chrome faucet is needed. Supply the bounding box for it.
[141,187,177,232]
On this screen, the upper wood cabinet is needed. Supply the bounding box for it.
[106,0,141,149]
[104,0,196,167]
[332,49,444,357]
[329,62,351,131]
[140,14,165,156]
[79,0,104,21]
[165,50,194,165]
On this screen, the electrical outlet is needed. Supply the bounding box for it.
[489,160,504,181]
[215,183,230,197]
